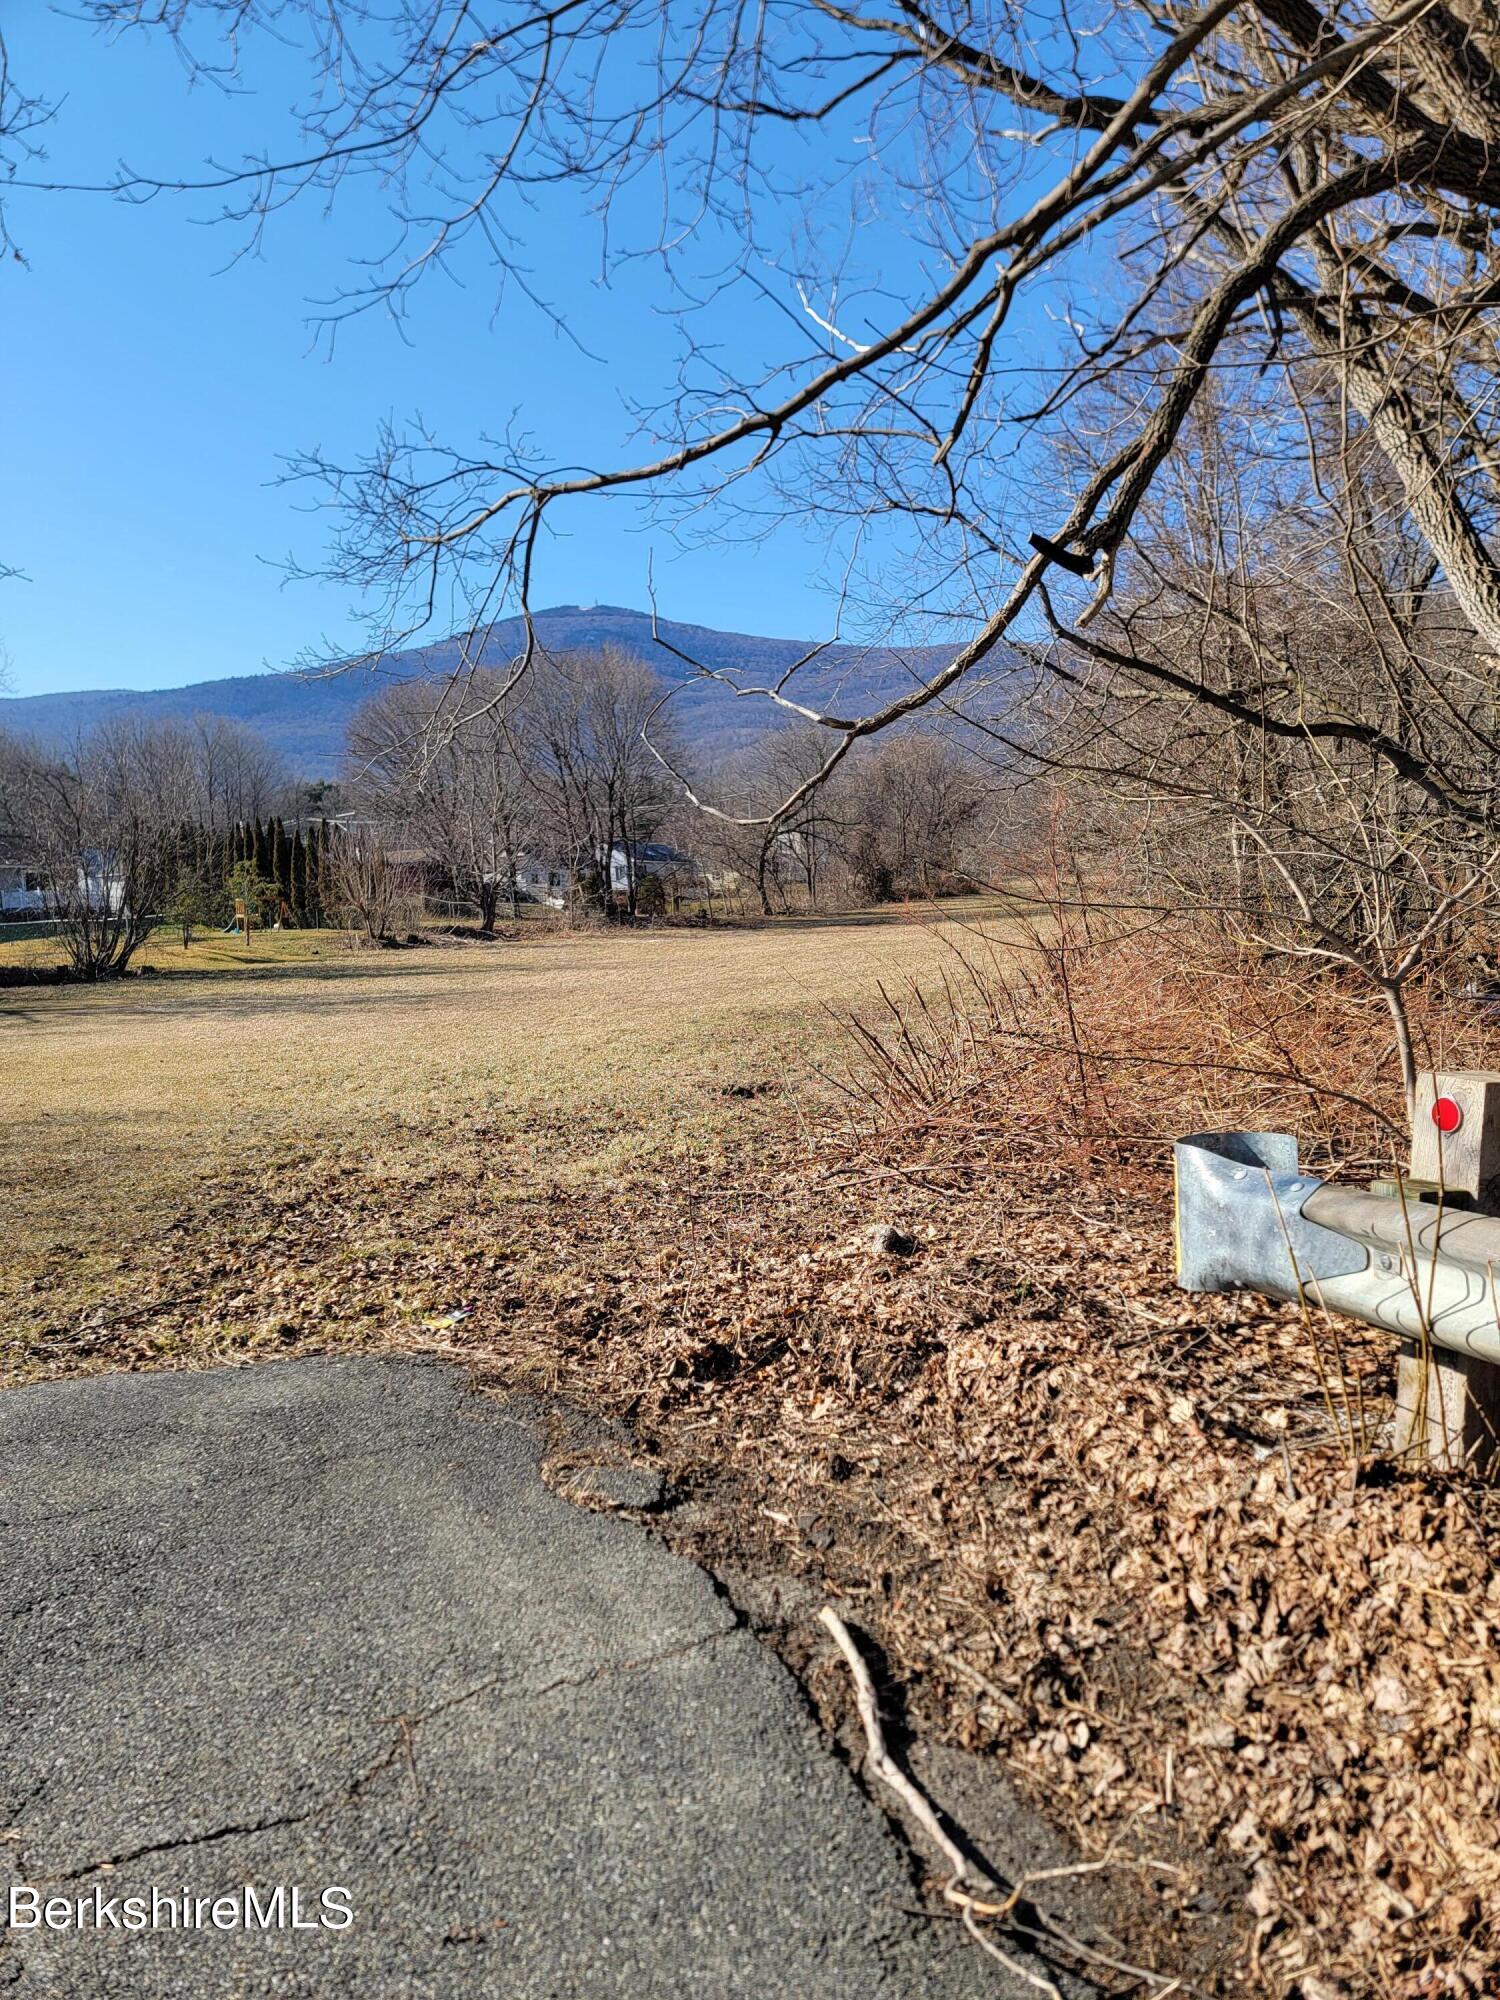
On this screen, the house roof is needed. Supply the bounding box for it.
[617,841,702,870]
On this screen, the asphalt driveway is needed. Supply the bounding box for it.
[0,1356,1039,1997]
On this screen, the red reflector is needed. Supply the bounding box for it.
[1432,1095,1464,1134]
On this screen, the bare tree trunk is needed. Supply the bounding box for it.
[1380,978,1419,1119]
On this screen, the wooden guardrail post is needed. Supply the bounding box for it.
[1396,1070,1500,1470]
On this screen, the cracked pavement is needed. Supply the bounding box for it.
[0,1355,1023,1997]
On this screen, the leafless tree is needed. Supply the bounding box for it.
[187,716,289,830]
[1024,381,1500,1102]
[0,25,54,272]
[347,673,534,928]
[701,726,859,912]
[755,727,859,912]
[515,648,685,916]
[843,733,992,901]
[2,722,187,977]
[700,723,994,908]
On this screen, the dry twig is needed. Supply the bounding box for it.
[819,1606,1196,1998]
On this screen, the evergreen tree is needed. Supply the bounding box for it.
[166,867,227,948]
[226,859,278,930]
[317,819,333,921]
[253,819,271,881]
[271,819,290,916]
[291,830,308,923]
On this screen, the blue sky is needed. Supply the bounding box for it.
[2,2,910,697]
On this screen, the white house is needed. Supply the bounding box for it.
[605,840,705,904]
[0,837,48,918]
[0,847,126,920]
[513,857,569,909]
[483,843,708,911]
[78,851,125,915]
[0,861,46,918]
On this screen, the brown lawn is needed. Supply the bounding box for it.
[0,904,997,1376]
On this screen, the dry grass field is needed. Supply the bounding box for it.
[0,904,997,1377]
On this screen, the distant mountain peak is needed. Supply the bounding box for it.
[2,606,954,776]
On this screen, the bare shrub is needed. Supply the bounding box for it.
[835,883,1494,1196]
[324,827,421,943]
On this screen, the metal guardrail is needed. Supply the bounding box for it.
[1175,1131,1500,1365]
[1175,1071,1500,1466]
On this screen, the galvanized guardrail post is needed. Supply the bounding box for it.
[1174,1070,1500,1472]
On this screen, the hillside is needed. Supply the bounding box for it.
[0,606,955,775]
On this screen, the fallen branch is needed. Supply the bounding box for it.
[817,1605,1063,1997]
[819,1606,1192,1997]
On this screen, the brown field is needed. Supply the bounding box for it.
[0,903,999,1377]
[0,925,343,977]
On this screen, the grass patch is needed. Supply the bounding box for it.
[0,923,346,976]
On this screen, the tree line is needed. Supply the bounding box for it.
[345,644,1001,924]
[163,816,341,945]
[702,726,997,915]
[345,645,683,927]
[0,644,1004,980]
[0,718,346,978]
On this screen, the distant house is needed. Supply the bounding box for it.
[408,842,706,915]
[501,841,710,911]
[0,840,132,916]
[77,851,125,915]
[0,846,125,921]
[379,842,570,915]
[0,850,46,919]
[513,858,569,909]
[384,845,451,900]
[605,841,706,908]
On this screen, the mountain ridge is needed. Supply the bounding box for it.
[0,605,956,774]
